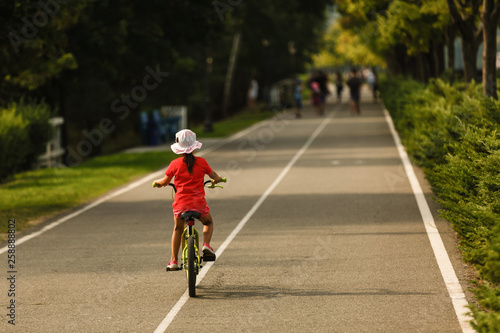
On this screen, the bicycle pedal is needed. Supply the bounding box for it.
[202,254,216,262]
[166,267,181,272]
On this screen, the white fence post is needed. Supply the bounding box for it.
[37,117,65,168]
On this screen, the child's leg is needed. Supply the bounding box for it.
[199,213,214,245]
[171,216,184,261]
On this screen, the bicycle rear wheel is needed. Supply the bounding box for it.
[187,236,196,297]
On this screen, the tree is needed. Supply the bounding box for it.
[1,0,334,164]
[0,0,87,105]
[316,22,384,67]
[481,0,500,99]
[331,0,450,80]
[446,0,483,83]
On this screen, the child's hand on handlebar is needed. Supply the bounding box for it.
[212,176,227,185]
[210,175,227,184]
[153,175,171,188]
[206,177,226,189]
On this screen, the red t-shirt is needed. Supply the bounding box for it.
[165,157,213,211]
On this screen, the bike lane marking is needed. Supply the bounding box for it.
[153,112,336,333]
[383,108,474,332]
[0,114,279,255]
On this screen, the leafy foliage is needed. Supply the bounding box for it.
[0,100,52,180]
[0,108,28,180]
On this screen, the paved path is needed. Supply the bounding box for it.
[2,87,473,332]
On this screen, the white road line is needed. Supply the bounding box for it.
[0,114,280,255]
[383,108,474,332]
[154,112,335,333]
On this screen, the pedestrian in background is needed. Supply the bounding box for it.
[334,71,344,103]
[317,70,329,115]
[372,68,379,102]
[247,77,259,110]
[346,68,362,116]
[294,79,303,118]
[310,81,322,115]
[366,68,379,103]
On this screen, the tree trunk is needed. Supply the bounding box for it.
[222,32,241,116]
[204,45,213,133]
[433,40,446,77]
[428,43,437,79]
[413,52,431,82]
[446,0,483,83]
[460,28,481,83]
[385,50,401,76]
[445,25,456,71]
[481,0,500,99]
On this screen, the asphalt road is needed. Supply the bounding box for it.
[2,87,473,332]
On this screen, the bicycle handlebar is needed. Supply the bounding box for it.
[152,177,227,192]
[204,177,227,189]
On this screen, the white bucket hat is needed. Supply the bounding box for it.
[170,129,202,154]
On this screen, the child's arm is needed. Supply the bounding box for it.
[208,171,224,184]
[153,175,172,188]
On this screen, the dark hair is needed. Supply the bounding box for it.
[183,153,196,174]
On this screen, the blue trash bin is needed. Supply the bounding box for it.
[140,111,149,145]
[166,116,180,142]
[148,116,160,146]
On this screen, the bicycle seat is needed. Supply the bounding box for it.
[180,211,201,221]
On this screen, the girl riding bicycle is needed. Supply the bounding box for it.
[153,129,225,270]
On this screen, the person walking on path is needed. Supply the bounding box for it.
[317,70,329,115]
[247,77,259,110]
[308,71,326,116]
[347,68,362,116]
[153,129,225,271]
[310,81,322,115]
[366,68,379,103]
[294,78,303,118]
[334,71,344,103]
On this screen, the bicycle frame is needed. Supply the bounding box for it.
[181,219,201,271]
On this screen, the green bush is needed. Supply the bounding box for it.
[380,77,500,329]
[0,110,30,180]
[430,125,500,265]
[16,100,53,168]
[471,282,500,333]
[0,100,52,180]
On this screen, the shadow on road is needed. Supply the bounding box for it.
[196,285,433,300]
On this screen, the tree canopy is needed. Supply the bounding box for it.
[318,0,499,94]
[1,0,333,159]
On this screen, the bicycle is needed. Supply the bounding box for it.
[153,178,226,297]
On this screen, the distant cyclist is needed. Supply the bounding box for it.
[153,129,225,271]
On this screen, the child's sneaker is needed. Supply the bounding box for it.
[202,244,216,261]
[166,260,179,271]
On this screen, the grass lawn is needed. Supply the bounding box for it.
[1,107,277,241]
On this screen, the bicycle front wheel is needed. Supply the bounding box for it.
[187,236,197,297]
